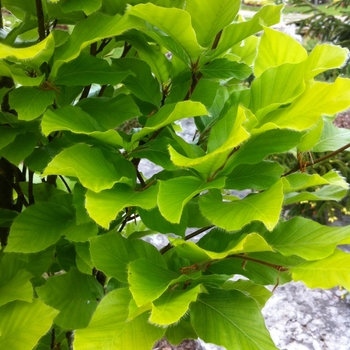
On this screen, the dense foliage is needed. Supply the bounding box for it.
[1,1,350,349]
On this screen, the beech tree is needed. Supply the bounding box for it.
[1,1,350,349]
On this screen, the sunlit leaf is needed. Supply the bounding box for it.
[158,177,225,223]
[185,0,240,47]
[150,285,203,326]
[254,26,307,77]
[43,144,135,192]
[6,203,74,253]
[0,299,58,350]
[128,3,203,59]
[199,179,284,231]
[171,232,273,263]
[292,249,350,290]
[86,183,159,229]
[90,232,165,283]
[264,217,350,260]
[191,288,277,350]
[0,253,33,307]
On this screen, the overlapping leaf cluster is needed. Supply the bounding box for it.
[1,1,350,349]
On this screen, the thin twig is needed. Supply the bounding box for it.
[28,170,35,205]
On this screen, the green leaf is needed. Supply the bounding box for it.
[42,106,124,147]
[221,129,303,174]
[90,233,165,283]
[0,253,33,307]
[283,173,330,193]
[74,288,165,350]
[250,63,306,120]
[6,202,74,253]
[169,106,250,176]
[53,53,132,86]
[138,207,188,237]
[150,285,203,326]
[200,58,252,80]
[132,101,208,143]
[128,3,203,59]
[292,250,350,290]
[86,183,159,229]
[0,299,58,350]
[262,78,350,131]
[313,119,350,152]
[120,30,172,84]
[185,0,240,47]
[128,258,180,306]
[43,144,135,192]
[111,58,162,106]
[0,126,25,150]
[191,288,277,350]
[206,5,282,62]
[254,26,308,77]
[158,176,226,223]
[0,34,55,69]
[223,280,272,309]
[165,319,198,345]
[225,161,284,190]
[284,185,348,205]
[52,13,142,75]
[0,209,18,227]
[171,232,273,263]
[9,87,56,121]
[264,217,350,260]
[36,268,104,329]
[77,94,141,130]
[74,288,131,350]
[61,0,102,15]
[305,43,349,80]
[0,132,37,166]
[199,179,284,231]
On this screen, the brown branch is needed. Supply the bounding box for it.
[35,0,46,41]
[211,30,223,50]
[225,254,289,272]
[28,170,35,205]
[283,142,350,176]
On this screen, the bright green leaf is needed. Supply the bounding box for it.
[158,177,225,223]
[6,202,74,253]
[292,249,350,290]
[0,299,58,350]
[128,3,203,59]
[305,43,349,80]
[150,285,202,326]
[185,0,240,47]
[0,253,33,307]
[264,217,350,260]
[201,58,252,80]
[90,232,165,283]
[43,144,135,192]
[225,161,284,190]
[191,288,277,350]
[132,101,207,143]
[254,26,307,77]
[171,232,273,263]
[86,183,159,229]
[128,258,180,307]
[199,179,284,231]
